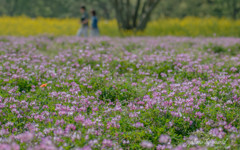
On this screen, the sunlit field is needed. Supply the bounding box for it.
[0,16,240,37]
[0,36,240,149]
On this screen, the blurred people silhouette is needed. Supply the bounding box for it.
[77,6,89,37]
[90,10,100,37]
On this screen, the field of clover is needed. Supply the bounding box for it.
[0,36,240,150]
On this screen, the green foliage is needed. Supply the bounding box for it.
[0,0,239,19]
[154,0,240,19]
[204,43,240,55]
[16,79,32,92]
[124,42,143,52]
[99,82,137,102]
[6,78,38,93]
[0,0,114,18]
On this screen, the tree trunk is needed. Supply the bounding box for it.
[111,0,160,31]
[137,0,160,30]
[232,0,239,20]
[133,0,141,28]
[9,0,18,16]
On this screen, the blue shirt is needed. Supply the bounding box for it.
[92,16,98,29]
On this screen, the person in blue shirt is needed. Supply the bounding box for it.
[90,10,100,37]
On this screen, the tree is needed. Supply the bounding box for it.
[0,0,239,20]
[110,0,160,31]
[229,0,240,20]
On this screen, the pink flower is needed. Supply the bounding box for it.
[159,135,171,144]
[102,139,113,147]
[132,122,144,128]
[65,124,76,132]
[83,119,94,127]
[230,67,237,72]
[209,128,226,139]
[0,143,19,150]
[75,115,85,123]
[141,140,153,149]
[16,132,34,143]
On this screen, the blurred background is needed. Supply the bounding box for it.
[0,0,240,37]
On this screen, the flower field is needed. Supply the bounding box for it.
[0,36,240,149]
[0,16,240,37]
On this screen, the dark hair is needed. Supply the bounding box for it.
[91,10,96,16]
[81,6,86,10]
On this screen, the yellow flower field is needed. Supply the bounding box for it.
[0,16,239,37]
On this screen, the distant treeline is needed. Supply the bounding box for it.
[0,0,239,19]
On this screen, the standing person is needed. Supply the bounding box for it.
[90,10,100,37]
[77,6,89,37]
